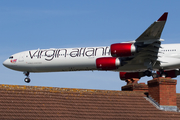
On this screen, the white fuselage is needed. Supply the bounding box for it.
[3,44,180,73]
[4,46,110,72]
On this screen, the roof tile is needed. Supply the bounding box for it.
[0,84,180,119]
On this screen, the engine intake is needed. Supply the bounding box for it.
[110,43,136,57]
[96,57,121,70]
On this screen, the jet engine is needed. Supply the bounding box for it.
[96,57,121,70]
[157,70,180,78]
[119,72,144,80]
[110,43,136,57]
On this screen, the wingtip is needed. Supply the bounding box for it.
[157,12,168,21]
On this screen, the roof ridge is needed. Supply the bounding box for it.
[0,84,146,95]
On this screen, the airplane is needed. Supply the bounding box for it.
[3,12,180,83]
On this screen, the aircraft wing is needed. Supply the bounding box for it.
[135,12,168,44]
[125,12,168,69]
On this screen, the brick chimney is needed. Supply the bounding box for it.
[121,78,148,92]
[148,77,178,111]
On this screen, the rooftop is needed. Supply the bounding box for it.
[1,84,180,119]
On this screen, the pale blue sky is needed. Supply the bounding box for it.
[1,0,180,92]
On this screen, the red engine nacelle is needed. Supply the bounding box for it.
[96,57,121,70]
[119,72,144,80]
[157,70,180,78]
[110,43,136,57]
